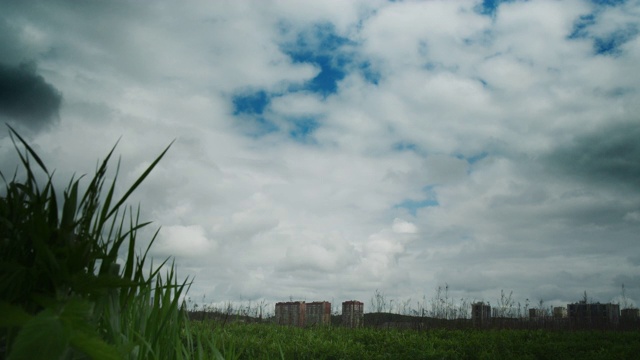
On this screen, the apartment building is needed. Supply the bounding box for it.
[342,300,364,328]
[275,301,306,327]
[306,301,332,326]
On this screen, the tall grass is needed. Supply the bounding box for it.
[186,321,640,360]
[0,127,220,359]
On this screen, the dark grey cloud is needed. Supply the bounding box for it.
[544,122,640,192]
[0,61,62,130]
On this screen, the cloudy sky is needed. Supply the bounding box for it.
[1,0,639,312]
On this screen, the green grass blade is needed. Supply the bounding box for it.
[7,124,49,175]
[104,141,173,221]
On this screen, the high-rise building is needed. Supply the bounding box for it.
[342,300,364,328]
[306,301,331,326]
[275,301,306,327]
[472,302,491,327]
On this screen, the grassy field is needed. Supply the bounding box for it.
[190,321,640,360]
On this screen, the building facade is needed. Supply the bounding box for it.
[471,302,491,327]
[553,306,567,319]
[529,308,546,319]
[621,308,639,320]
[342,300,364,328]
[306,301,331,326]
[275,301,306,327]
[567,302,619,324]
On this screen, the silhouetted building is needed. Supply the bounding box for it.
[342,300,364,328]
[553,306,567,319]
[529,308,545,319]
[568,302,619,324]
[472,302,491,326]
[306,301,331,326]
[275,301,305,327]
[621,308,639,320]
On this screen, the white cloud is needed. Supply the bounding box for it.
[156,225,216,258]
[392,218,418,234]
[624,211,640,223]
[2,0,640,309]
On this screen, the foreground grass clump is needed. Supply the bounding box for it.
[0,128,220,359]
[191,321,640,360]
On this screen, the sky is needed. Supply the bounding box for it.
[1,0,639,313]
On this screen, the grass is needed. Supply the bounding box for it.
[0,126,221,359]
[188,321,640,360]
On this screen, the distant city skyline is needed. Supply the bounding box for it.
[187,284,637,320]
[190,296,636,331]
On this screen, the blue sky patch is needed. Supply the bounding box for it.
[291,22,351,51]
[232,23,356,139]
[568,14,596,40]
[232,90,269,116]
[568,2,637,56]
[395,198,439,216]
[466,152,489,164]
[231,91,321,141]
[232,90,278,136]
[288,52,346,96]
[392,141,419,153]
[395,185,439,216]
[359,61,381,85]
[454,151,489,165]
[286,116,319,143]
[593,26,639,55]
[463,29,494,48]
[477,0,518,17]
[590,0,626,6]
[282,23,352,97]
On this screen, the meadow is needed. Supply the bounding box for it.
[188,320,640,360]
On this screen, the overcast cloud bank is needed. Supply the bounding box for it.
[1,0,639,309]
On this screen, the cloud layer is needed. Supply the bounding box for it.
[1,0,639,310]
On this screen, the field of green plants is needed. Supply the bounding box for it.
[0,129,216,359]
[189,321,640,360]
